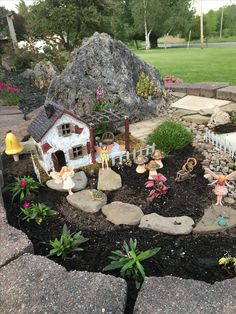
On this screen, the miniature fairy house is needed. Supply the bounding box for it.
[28,102,93,174]
[28,102,130,174]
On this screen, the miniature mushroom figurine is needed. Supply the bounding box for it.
[134,155,148,173]
[146,160,159,179]
[5,131,24,162]
[151,150,165,169]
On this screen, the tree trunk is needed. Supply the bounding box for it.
[150,33,157,48]
[143,0,150,50]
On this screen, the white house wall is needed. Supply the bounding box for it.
[40,114,91,173]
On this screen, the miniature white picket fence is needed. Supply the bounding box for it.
[31,153,42,183]
[204,130,236,159]
[110,143,156,166]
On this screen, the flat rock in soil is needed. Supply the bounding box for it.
[134,276,236,314]
[193,204,236,234]
[182,114,210,125]
[97,168,122,191]
[102,201,144,225]
[66,189,107,213]
[0,254,127,314]
[46,171,88,192]
[0,223,33,268]
[139,213,195,235]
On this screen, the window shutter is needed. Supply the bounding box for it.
[57,125,63,136]
[82,145,87,156]
[68,148,74,160]
[70,123,75,133]
[74,125,84,134]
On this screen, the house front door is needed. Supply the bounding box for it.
[51,150,66,172]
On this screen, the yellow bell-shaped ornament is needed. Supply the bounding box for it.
[5,131,24,162]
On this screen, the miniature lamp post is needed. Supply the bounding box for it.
[151,150,165,169]
[5,131,24,162]
[134,155,148,173]
[146,160,159,179]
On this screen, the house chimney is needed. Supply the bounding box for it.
[44,103,55,118]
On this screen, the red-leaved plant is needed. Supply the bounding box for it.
[164,75,183,84]
[145,173,169,200]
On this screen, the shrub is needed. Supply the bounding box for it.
[21,202,58,224]
[4,176,41,203]
[148,120,193,154]
[48,224,89,260]
[103,238,160,289]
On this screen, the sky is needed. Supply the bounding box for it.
[1,0,236,14]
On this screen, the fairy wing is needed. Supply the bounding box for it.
[226,170,236,181]
[95,146,102,154]
[204,168,219,180]
[50,171,63,184]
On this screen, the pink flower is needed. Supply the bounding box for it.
[0,82,6,88]
[7,86,13,92]
[151,173,167,183]
[19,180,27,188]
[22,202,31,208]
[96,87,105,103]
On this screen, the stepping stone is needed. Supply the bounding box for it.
[200,102,236,116]
[182,114,210,125]
[171,95,230,112]
[139,213,194,235]
[165,82,190,93]
[97,168,122,191]
[102,201,144,225]
[172,108,198,118]
[67,189,107,213]
[46,171,88,192]
[193,204,236,234]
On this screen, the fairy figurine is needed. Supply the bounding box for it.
[95,144,113,170]
[50,166,75,195]
[204,168,236,206]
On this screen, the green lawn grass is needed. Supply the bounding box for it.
[134,46,236,85]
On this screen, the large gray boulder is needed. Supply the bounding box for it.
[47,32,165,119]
[0,254,127,314]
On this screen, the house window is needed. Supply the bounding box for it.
[72,145,83,158]
[61,123,71,136]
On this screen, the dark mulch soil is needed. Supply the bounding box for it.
[213,123,236,134]
[2,145,236,314]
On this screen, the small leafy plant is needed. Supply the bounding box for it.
[145,174,169,201]
[219,255,236,272]
[21,202,58,224]
[0,81,20,106]
[164,75,183,84]
[136,72,160,99]
[5,176,41,203]
[103,238,161,289]
[48,224,89,260]
[230,111,236,124]
[148,120,193,154]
